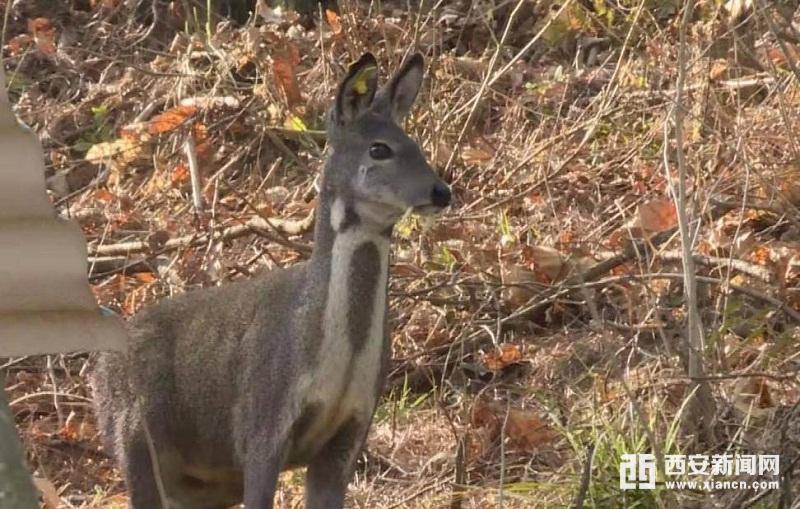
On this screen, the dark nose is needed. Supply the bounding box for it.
[431,182,451,208]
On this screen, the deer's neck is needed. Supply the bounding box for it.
[283,188,394,458]
[308,190,391,352]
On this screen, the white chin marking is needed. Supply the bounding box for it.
[330,198,346,231]
[356,201,400,226]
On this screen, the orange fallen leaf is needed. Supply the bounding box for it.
[5,34,34,56]
[192,122,210,158]
[27,17,56,56]
[171,162,190,187]
[709,59,728,81]
[133,272,157,283]
[93,188,115,202]
[637,198,678,233]
[471,400,558,453]
[483,343,523,371]
[506,407,558,452]
[766,44,800,69]
[750,245,772,265]
[557,229,575,249]
[273,46,303,108]
[147,105,197,135]
[325,8,343,34]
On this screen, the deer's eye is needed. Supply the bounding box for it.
[369,143,393,160]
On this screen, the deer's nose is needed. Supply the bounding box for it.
[431,182,451,208]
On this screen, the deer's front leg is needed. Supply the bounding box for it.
[305,417,370,509]
[243,433,287,509]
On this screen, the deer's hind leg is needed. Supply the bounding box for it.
[305,417,370,509]
[121,427,176,508]
[118,405,185,509]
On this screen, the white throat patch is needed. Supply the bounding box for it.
[329,198,347,232]
[296,220,390,453]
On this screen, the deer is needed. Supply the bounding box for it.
[91,52,451,509]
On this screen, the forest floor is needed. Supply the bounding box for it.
[3,0,800,507]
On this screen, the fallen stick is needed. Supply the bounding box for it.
[89,213,313,257]
[657,250,773,282]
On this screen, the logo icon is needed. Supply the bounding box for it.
[620,453,656,490]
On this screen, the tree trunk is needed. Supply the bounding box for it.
[0,388,38,509]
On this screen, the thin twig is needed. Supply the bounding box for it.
[665,0,716,440]
[570,443,596,509]
[184,135,204,213]
[443,0,575,174]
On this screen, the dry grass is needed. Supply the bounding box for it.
[3,0,800,507]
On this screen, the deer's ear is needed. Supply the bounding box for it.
[334,53,379,124]
[385,53,424,122]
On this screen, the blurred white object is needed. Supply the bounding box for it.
[0,69,126,356]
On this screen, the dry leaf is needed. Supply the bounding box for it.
[404,304,449,347]
[171,162,190,187]
[605,229,624,250]
[325,8,343,34]
[5,34,33,56]
[523,245,567,283]
[93,188,115,202]
[27,17,56,56]
[471,400,499,429]
[766,44,800,69]
[192,123,210,158]
[471,400,557,453]
[483,343,523,371]
[147,105,197,135]
[461,146,493,166]
[780,179,800,206]
[636,198,678,234]
[502,264,537,306]
[709,59,728,81]
[32,477,60,509]
[392,263,426,278]
[505,407,558,452]
[134,272,157,283]
[85,136,143,167]
[273,47,303,108]
[749,245,772,265]
[733,376,775,418]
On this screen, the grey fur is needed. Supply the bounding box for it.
[91,52,450,509]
